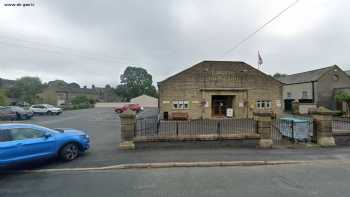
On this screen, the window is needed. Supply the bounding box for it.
[256,100,272,109]
[0,129,12,142]
[10,128,46,141]
[287,92,292,98]
[302,91,308,99]
[172,100,189,109]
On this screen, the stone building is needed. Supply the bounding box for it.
[158,61,283,120]
[276,65,350,112]
[130,95,158,107]
[37,86,99,106]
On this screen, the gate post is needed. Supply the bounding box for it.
[119,109,136,150]
[311,107,336,147]
[254,112,273,148]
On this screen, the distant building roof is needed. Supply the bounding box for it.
[345,70,350,76]
[276,65,337,84]
[0,78,15,88]
[45,86,99,94]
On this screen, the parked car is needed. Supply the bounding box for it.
[114,104,144,113]
[0,123,90,166]
[0,106,33,120]
[30,104,63,115]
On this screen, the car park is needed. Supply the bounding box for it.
[0,106,33,120]
[30,104,63,115]
[114,103,144,113]
[0,123,90,166]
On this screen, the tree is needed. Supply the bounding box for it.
[68,82,80,89]
[335,91,350,116]
[0,89,8,106]
[8,77,43,104]
[272,73,287,79]
[115,66,158,101]
[48,80,68,87]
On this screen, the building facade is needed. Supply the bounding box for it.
[277,65,350,111]
[37,86,99,106]
[130,95,158,107]
[158,61,283,120]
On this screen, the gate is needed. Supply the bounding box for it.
[271,117,313,144]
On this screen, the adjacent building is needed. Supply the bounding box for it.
[158,61,283,120]
[276,65,350,112]
[37,86,100,106]
[130,95,158,107]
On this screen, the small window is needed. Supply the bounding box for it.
[172,100,189,109]
[287,92,292,98]
[256,100,272,109]
[333,74,339,81]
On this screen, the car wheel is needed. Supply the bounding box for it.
[16,113,22,120]
[59,143,80,161]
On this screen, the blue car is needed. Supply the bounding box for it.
[0,123,90,166]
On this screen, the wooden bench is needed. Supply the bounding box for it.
[171,112,189,120]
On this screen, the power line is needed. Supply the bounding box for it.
[222,0,300,56]
[0,35,150,65]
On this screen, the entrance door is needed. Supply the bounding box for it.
[284,99,294,112]
[212,95,233,117]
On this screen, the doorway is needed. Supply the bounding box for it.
[211,95,234,117]
[284,99,294,112]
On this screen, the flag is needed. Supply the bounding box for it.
[258,51,263,69]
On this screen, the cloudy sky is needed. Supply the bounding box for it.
[0,0,349,87]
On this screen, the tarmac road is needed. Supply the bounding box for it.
[1,160,350,197]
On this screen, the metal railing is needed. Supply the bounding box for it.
[135,116,258,138]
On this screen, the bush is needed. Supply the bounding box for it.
[71,95,94,110]
[0,89,8,106]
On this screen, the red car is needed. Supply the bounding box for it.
[114,104,144,113]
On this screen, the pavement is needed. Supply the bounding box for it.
[1,107,350,170]
[1,160,350,197]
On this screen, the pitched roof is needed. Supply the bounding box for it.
[276,66,336,84]
[159,60,282,84]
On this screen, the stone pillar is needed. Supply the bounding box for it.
[311,108,336,147]
[119,109,136,150]
[254,112,273,148]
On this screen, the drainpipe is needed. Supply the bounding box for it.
[312,81,315,104]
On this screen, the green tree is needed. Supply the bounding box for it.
[71,95,92,109]
[335,91,350,116]
[0,89,8,106]
[115,66,158,101]
[48,80,68,87]
[8,77,43,104]
[68,82,80,89]
[272,73,287,79]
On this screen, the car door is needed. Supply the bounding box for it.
[0,129,20,165]
[9,127,57,161]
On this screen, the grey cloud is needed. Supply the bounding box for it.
[1,0,350,87]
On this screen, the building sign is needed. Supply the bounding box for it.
[226,108,233,117]
[276,100,281,108]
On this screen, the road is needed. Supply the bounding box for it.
[2,107,350,169]
[1,160,350,197]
